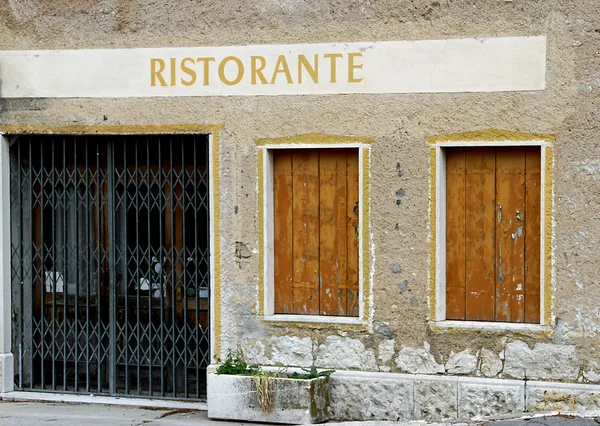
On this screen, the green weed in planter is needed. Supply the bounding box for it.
[289,366,335,380]
[215,349,259,375]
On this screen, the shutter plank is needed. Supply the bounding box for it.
[446,148,467,320]
[292,150,320,314]
[524,147,541,323]
[319,149,348,316]
[465,148,496,321]
[346,150,360,317]
[273,150,294,314]
[495,147,526,322]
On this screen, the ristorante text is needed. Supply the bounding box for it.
[150,53,364,87]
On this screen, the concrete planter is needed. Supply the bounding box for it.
[207,371,331,424]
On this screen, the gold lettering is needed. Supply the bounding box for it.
[218,56,244,86]
[270,55,293,84]
[196,57,216,86]
[348,53,363,83]
[170,57,177,86]
[251,56,269,85]
[323,53,343,83]
[180,57,197,86]
[298,54,318,84]
[150,58,167,87]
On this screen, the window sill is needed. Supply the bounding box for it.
[261,314,364,326]
[430,320,551,334]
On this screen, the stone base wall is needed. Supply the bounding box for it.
[0,353,14,393]
[329,370,600,422]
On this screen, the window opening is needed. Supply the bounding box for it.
[445,146,541,323]
[273,148,359,317]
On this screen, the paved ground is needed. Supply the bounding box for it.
[0,400,599,426]
[484,416,600,426]
[0,401,250,426]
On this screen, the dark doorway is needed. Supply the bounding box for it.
[10,134,211,400]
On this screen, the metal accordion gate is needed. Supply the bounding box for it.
[10,134,211,400]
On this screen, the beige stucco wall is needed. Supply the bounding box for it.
[0,0,599,384]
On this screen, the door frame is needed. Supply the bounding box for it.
[0,124,224,394]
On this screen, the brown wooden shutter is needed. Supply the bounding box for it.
[445,147,541,322]
[273,149,359,316]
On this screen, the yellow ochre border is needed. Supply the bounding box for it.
[256,133,373,330]
[0,124,225,358]
[425,128,556,144]
[255,132,375,147]
[543,146,553,327]
[429,147,437,322]
[428,129,554,333]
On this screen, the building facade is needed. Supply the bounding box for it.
[0,0,599,420]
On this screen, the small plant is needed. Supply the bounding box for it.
[215,349,258,375]
[289,366,335,380]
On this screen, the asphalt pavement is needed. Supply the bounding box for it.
[0,400,599,426]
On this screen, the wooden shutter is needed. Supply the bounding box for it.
[445,147,541,322]
[273,149,359,316]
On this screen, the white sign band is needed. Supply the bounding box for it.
[0,36,546,98]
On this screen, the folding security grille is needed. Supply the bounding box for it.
[10,134,211,400]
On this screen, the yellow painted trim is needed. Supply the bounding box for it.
[429,324,552,337]
[429,147,437,321]
[425,128,556,144]
[544,146,553,326]
[0,124,224,358]
[211,129,222,360]
[265,321,369,331]
[0,124,224,135]
[255,132,375,146]
[257,151,265,316]
[362,147,371,323]
[257,135,372,326]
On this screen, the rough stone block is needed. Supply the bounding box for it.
[241,339,269,365]
[330,371,413,421]
[396,343,445,374]
[414,375,458,421]
[315,336,377,370]
[583,361,600,383]
[479,348,503,378]
[504,340,579,381]
[527,382,600,412]
[458,377,524,419]
[378,339,395,363]
[207,372,330,424]
[445,350,478,375]
[271,336,313,367]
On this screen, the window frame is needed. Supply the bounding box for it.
[428,131,554,332]
[256,134,373,326]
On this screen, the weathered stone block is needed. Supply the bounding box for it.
[271,336,314,367]
[583,361,600,383]
[207,372,330,424]
[458,377,524,419]
[414,375,458,421]
[241,339,269,365]
[330,371,413,421]
[445,350,478,375]
[527,382,600,412]
[316,336,377,370]
[378,339,395,363]
[479,348,503,378]
[504,340,579,381]
[396,344,445,374]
